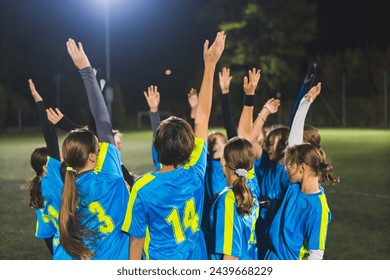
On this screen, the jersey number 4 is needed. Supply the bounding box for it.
[165,198,199,244]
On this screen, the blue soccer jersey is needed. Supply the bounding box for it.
[202,156,227,255]
[254,152,291,259]
[265,183,331,260]
[122,138,207,260]
[209,186,259,260]
[57,143,131,260]
[38,157,63,258]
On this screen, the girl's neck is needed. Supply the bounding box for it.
[159,165,177,173]
[301,175,321,194]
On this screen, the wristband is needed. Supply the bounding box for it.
[243,94,255,106]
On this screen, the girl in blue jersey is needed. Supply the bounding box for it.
[28,146,53,255]
[57,38,130,260]
[123,31,226,260]
[209,137,259,260]
[265,144,338,260]
[251,80,322,259]
[28,78,64,257]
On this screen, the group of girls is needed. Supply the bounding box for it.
[28,31,338,260]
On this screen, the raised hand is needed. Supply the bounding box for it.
[187,88,198,110]
[143,85,160,113]
[263,98,281,114]
[203,31,226,66]
[219,67,233,94]
[46,108,64,125]
[243,68,261,95]
[304,82,321,102]
[28,79,43,102]
[66,38,91,70]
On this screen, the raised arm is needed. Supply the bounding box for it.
[237,68,261,140]
[187,87,198,130]
[219,67,237,139]
[289,63,317,127]
[287,83,321,147]
[66,38,114,144]
[46,107,82,132]
[144,85,161,139]
[28,79,60,160]
[194,31,226,140]
[250,98,280,159]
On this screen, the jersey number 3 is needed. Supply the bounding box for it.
[165,198,199,244]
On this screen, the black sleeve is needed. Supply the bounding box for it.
[148,111,161,140]
[35,101,60,160]
[79,66,114,144]
[44,237,53,256]
[121,164,134,190]
[221,93,237,139]
[55,115,82,132]
[87,111,97,137]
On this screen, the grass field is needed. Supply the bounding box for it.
[0,128,389,260]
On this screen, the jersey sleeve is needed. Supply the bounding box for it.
[94,143,122,177]
[213,190,242,258]
[305,193,331,251]
[34,207,56,239]
[183,137,207,179]
[122,173,156,238]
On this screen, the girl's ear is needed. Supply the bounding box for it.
[89,153,96,163]
[220,157,226,167]
[42,165,47,176]
[299,163,305,174]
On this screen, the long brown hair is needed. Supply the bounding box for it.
[59,128,98,259]
[223,137,255,216]
[28,147,47,209]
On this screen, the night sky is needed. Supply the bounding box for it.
[1,0,389,124]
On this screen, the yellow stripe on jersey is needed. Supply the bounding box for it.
[223,190,235,256]
[246,167,255,179]
[144,227,150,260]
[184,138,204,170]
[94,142,109,174]
[318,193,330,249]
[122,173,156,232]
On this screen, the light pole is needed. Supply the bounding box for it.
[104,0,113,120]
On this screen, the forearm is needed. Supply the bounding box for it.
[56,115,82,132]
[250,109,269,159]
[148,111,160,139]
[221,94,237,139]
[194,64,215,139]
[79,66,114,144]
[36,101,60,160]
[288,98,312,147]
[237,106,253,140]
[129,236,145,260]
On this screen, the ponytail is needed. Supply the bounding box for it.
[232,176,253,216]
[28,175,44,209]
[29,147,47,209]
[59,168,94,259]
[223,137,256,216]
[316,162,340,186]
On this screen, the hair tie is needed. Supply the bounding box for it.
[66,166,78,175]
[235,168,248,177]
